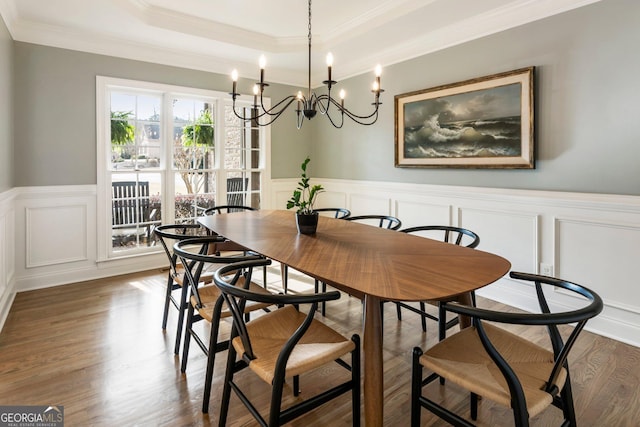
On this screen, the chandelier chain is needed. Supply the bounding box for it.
[308,0,312,44]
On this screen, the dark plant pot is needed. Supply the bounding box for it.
[296,212,319,235]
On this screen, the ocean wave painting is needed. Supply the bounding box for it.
[403,83,522,159]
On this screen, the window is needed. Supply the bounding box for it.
[96,77,269,260]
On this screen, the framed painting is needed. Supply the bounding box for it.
[395,67,534,168]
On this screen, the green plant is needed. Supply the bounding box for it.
[286,157,324,214]
[110,111,135,145]
[181,109,214,146]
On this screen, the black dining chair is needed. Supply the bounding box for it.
[214,258,361,426]
[203,204,269,286]
[397,225,480,339]
[154,223,211,354]
[203,205,256,215]
[411,272,603,427]
[173,236,273,413]
[345,214,401,230]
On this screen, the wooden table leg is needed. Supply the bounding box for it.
[363,294,383,427]
[456,292,473,329]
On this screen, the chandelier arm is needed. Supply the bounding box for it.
[231,96,297,126]
[231,100,276,121]
[316,94,381,122]
[316,94,332,115]
[259,94,298,117]
[324,107,345,129]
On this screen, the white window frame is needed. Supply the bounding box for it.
[96,76,271,261]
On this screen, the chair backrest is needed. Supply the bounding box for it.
[346,214,401,230]
[313,208,351,219]
[203,205,256,215]
[443,271,603,403]
[154,223,205,275]
[213,259,341,360]
[173,237,264,309]
[401,225,480,248]
[226,177,248,206]
[111,181,151,226]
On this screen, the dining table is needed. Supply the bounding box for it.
[198,209,511,426]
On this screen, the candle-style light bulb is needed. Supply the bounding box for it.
[374,64,382,92]
[326,52,334,85]
[297,91,303,110]
[253,84,259,106]
[372,81,379,92]
[339,89,346,109]
[326,52,334,67]
[259,55,266,85]
[231,69,238,96]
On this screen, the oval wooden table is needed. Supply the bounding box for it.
[199,210,511,426]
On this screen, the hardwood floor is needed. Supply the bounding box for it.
[0,267,638,426]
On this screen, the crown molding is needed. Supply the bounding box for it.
[1,0,603,87]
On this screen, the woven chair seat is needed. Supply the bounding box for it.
[191,276,271,322]
[421,323,567,418]
[232,305,356,384]
[174,267,215,287]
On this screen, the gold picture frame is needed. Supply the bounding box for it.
[395,67,534,168]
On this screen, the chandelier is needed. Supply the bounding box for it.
[230,0,383,129]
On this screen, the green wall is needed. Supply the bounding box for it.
[12,43,309,186]
[312,0,640,196]
[0,14,12,192]
[7,0,640,195]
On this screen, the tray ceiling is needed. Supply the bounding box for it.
[0,0,601,86]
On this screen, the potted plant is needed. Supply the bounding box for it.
[286,157,324,234]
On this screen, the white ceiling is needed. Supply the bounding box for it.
[0,0,600,87]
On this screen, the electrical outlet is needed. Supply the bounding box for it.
[540,263,554,277]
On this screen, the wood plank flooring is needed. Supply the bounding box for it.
[0,267,638,426]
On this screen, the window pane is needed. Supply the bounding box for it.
[111,172,162,251]
[250,171,262,209]
[110,93,162,171]
[173,99,215,170]
[174,171,216,220]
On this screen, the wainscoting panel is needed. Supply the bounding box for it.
[26,205,88,268]
[555,217,640,315]
[0,189,16,332]
[13,186,165,293]
[314,190,349,211]
[459,207,539,275]
[348,193,392,216]
[0,214,5,302]
[396,200,451,228]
